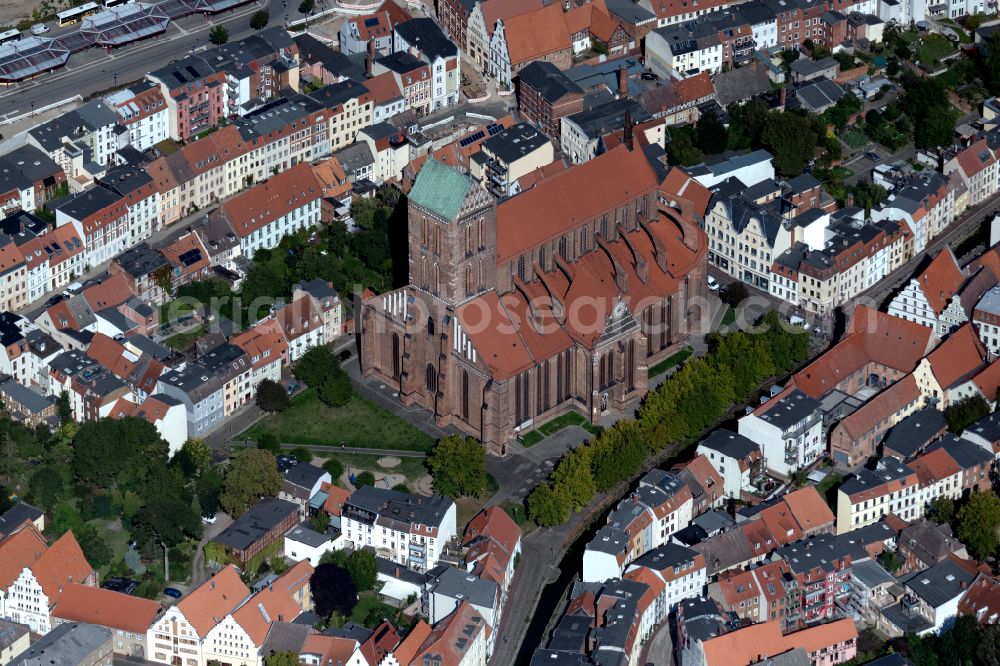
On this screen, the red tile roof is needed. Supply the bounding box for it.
[52,582,162,633]
[31,531,94,604]
[176,565,250,638]
[222,163,322,239]
[794,305,935,398]
[411,600,490,666]
[495,145,659,264]
[928,323,987,389]
[501,3,571,66]
[836,374,921,440]
[955,138,997,179]
[0,522,49,591]
[232,560,314,645]
[910,446,962,486]
[917,248,965,315]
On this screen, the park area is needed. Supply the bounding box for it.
[243,388,435,451]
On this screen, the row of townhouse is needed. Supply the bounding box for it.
[534,543,707,664]
[582,469,694,582]
[835,434,994,534]
[146,27,300,142]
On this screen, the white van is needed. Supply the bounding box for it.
[30,23,48,35]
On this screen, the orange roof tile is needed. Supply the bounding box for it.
[836,374,921,440]
[917,249,965,315]
[176,565,250,638]
[780,487,835,533]
[161,232,210,278]
[973,359,1000,399]
[222,163,322,239]
[52,582,162,633]
[31,531,93,603]
[301,634,360,664]
[672,72,714,104]
[928,323,987,389]
[958,573,1000,622]
[794,305,935,398]
[495,145,660,264]
[785,618,858,656]
[411,601,490,666]
[716,569,760,607]
[320,482,352,516]
[955,138,997,179]
[360,621,400,666]
[910,447,962,486]
[501,3,571,66]
[564,0,608,34]
[232,561,313,645]
[0,522,48,591]
[393,620,432,666]
[481,0,543,36]
[362,71,404,104]
[83,272,134,312]
[230,320,288,370]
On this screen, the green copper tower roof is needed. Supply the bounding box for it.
[408,158,476,220]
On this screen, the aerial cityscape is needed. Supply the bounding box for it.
[1,0,1000,662]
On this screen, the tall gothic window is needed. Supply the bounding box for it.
[539,246,547,272]
[427,317,435,336]
[391,333,400,379]
[466,266,474,295]
[559,236,568,260]
[426,363,436,392]
[517,256,526,281]
[462,371,470,420]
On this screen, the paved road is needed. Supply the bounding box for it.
[0,0,284,121]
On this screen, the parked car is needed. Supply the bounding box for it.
[163,587,183,599]
[640,71,658,80]
[44,294,66,307]
[101,577,138,595]
[338,349,352,362]
[201,514,217,524]
[707,275,720,292]
[865,151,881,162]
[30,23,48,35]
[285,382,299,395]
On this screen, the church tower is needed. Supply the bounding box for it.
[406,158,497,307]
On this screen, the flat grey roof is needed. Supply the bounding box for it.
[10,623,110,665]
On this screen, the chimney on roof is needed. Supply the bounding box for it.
[779,85,787,108]
[366,40,376,78]
[617,64,628,100]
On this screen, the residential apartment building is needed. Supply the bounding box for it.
[393,18,461,111]
[104,82,170,152]
[944,138,999,210]
[738,387,823,478]
[54,185,130,268]
[836,457,921,534]
[341,486,457,573]
[215,162,323,260]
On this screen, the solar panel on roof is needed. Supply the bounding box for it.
[486,123,504,136]
[184,64,199,78]
[458,130,485,148]
[364,17,378,26]
[178,248,202,267]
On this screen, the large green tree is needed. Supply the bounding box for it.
[957,491,1000,561]
[311,563,357,618]
[346,548,378,591]
[29,466,64,509]
[72,418,169,489]
[426,435,487,498]
[762,111,819,177]
[256,379,290,413]
[220,449,282,516]
[527,482,570,527]
[132,495,202,580]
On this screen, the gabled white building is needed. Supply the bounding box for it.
[887,248,967,336]
[738,388,824,478]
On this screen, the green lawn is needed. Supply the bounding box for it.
[648,346,694,378]
[501,500,536,536]
[320,452,428,486]
[164,325,205,351]
[89,518,131,577]
[520,411,600,447]
[815,472,844,507]
[243,389,435,451]
[917,35,956,67]
[352,592,396,625]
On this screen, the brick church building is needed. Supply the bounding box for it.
[359,144,709,454]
